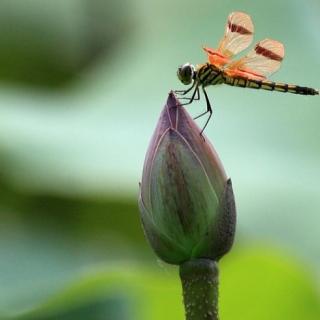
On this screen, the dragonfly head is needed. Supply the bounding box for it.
[177,63,195,85]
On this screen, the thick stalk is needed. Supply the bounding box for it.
[179,259,219,320]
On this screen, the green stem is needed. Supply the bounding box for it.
[179,259,219,320]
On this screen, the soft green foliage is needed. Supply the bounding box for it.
[220,248,320,320]
[8,248,319,320]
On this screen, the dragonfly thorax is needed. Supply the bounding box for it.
[177,63,195,85]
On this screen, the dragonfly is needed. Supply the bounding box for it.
[175,11,319,133]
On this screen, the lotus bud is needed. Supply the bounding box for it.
[138,92,236,265]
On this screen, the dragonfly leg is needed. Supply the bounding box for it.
[193,88,210,119]
[199,87,213,135]
[178,83,200,106]
[174,82,196,95]
[179,86,200,101]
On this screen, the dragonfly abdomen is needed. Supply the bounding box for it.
[224,76,319,95]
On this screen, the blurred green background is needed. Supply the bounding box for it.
[0,0,319,319]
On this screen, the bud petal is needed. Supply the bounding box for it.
[139,192,189,263]
[139,92,236,264]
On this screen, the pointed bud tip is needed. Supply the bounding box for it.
[164,91,182,130]
[167,91,181,109]
[168,90,177,99]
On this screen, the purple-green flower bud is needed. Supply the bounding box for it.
[138,92,236,265]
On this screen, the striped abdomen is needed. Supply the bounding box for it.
[223,75,319,95]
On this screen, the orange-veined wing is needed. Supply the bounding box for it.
[225,39,285,80]
[218,12,254,57]
[203,12,254,66]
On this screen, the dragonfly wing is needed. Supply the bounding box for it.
[225,38,285,80]
[217,12,254,58]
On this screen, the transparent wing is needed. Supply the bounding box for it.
[225,39,285,80]
[217,11,254,58]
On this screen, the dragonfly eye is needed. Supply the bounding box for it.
[177,63,194,85]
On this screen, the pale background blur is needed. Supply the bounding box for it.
[0,0,319,319]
